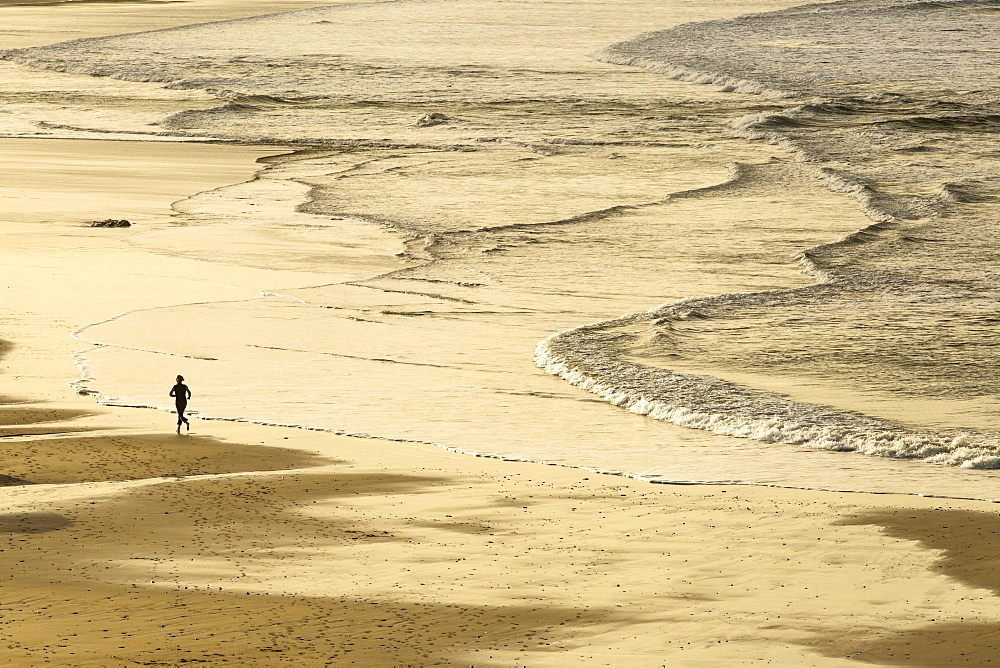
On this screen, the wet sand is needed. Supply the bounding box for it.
[3,0,1000,665]
[3,383,1000,664]
[0,0,352,49]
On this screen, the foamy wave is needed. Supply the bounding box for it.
[727,106,944,224]
[535,307,1000,469]
[589,50,795,99]
[595,0,1000,101]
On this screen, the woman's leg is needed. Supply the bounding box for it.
[176,402,188,432]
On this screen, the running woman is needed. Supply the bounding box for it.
[169,374,192,433]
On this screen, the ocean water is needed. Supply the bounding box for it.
[5,0,1000,500]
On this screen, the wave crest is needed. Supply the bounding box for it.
[535,305,1000,468]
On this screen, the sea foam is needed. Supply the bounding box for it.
[530,0,1000,469]
[9,0,1000,496]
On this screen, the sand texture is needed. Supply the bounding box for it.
[2,0,1000,665]
[3,393,1000,664]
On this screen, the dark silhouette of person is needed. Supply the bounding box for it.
[169,374,192,433]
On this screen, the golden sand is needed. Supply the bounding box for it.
[3,386,1000,664]
[3,0,1000,665]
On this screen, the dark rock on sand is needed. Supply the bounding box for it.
[415,113,449,127]
[88,219,132,228]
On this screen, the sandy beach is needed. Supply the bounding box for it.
[4,0,1000,665]
[6,344,1000,665]
[3,139,1000,666]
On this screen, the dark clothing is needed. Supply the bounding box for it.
[170,383,192,427]
[170,382,191,406]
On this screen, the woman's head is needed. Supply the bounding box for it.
[176,375,184,383]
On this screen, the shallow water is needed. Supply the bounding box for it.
[5,0,1000,500]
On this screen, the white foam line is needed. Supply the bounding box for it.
[591,49,800,100]
[533,312,1000,470]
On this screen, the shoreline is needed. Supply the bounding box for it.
[4,355,1000,663]
[0,137,999,663]
[69,396,1000,506]
[3,0,1000,663]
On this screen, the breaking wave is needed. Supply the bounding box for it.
[536,0,1000,470]
[535,300,1000,469]
[10,0,1000,494]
